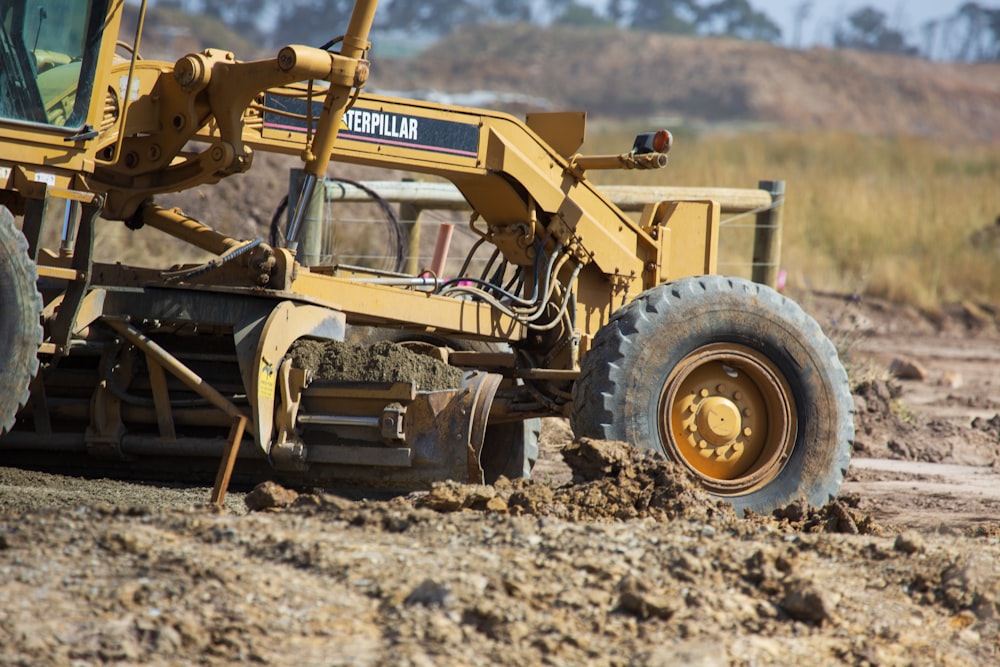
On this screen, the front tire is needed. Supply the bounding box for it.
[571,276,853,514]
[0,206,42,435]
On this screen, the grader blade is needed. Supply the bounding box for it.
[271,365,503,489]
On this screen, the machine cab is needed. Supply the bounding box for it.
[0,0,110,128]
[0,0,121,185]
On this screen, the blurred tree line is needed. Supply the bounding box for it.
[156,0,1000,62]
[832,3,1000,61]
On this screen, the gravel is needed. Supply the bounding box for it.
[1,439,999,666]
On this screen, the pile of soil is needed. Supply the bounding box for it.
[287,339,464,391]
[852,376,999,465]
[273,442,882,542]
[413,438,735,524]
[851,377,915,457]
[247,439,878,540]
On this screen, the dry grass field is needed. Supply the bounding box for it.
[584,127,1000,309]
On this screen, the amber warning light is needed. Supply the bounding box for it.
[632,129,673,155]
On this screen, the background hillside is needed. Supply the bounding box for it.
[134,6,1000,145]
[370,24,1000,144]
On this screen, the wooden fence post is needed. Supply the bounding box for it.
[399,178,422,275]
[752,180,785,288]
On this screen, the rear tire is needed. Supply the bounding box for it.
[0,206,42,435]
[571,276,853,514]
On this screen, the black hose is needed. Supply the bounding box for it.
[328,177,407,273]
[273,177,407,272]
[269,194,289,247]
[160,239,264,283]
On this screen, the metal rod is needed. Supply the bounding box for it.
[119,435,263,458]
[102,318,252,431]
[286,172,318,252]
[349,277,437,286]
[0,433,84,451]
[59,200,80,258]
[321,180,775,214]
[211,415,247,506]
[287,1,380,251]
[430,223,454,277]
[112,0,148,163]
[298,0,378,180]
[571,152,668,171]
[289,168,326,266]
[516,369,581,380]
[297,414,381,428]
[142,205,241,255]
[145,356,177,441]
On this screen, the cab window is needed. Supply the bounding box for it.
[0,0,105,128]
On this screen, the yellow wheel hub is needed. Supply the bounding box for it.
[695,396,743,447]
[659,343,797,495]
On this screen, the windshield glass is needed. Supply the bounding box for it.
[0,0,105,128]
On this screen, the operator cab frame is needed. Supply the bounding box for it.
[0,0,109,130]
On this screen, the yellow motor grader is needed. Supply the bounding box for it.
[0,0,852,512]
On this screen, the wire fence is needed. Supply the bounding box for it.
[293,178,785,287]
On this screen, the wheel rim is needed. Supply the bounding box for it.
[658,343,797,496]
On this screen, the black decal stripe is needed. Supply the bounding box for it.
[263,94,480,158]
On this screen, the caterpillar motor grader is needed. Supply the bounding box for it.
[0,0,853,513]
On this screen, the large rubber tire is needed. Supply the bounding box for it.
[344,326,540,482]
[571,276,853,515]
[0,206,43,435]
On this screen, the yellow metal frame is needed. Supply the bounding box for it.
[0,0,722,451]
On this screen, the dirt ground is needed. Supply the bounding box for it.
[1,292,999,666]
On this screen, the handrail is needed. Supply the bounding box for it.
[321,179,774,214]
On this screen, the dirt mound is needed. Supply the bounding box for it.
[401,438,733,523]
[288,339,464,390]
[851,376,1000,465]
[554,438,731,522]
[972,414,1000,441]
[852,377,916,458]
[247,439,887,538]
[764,495,882,536]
